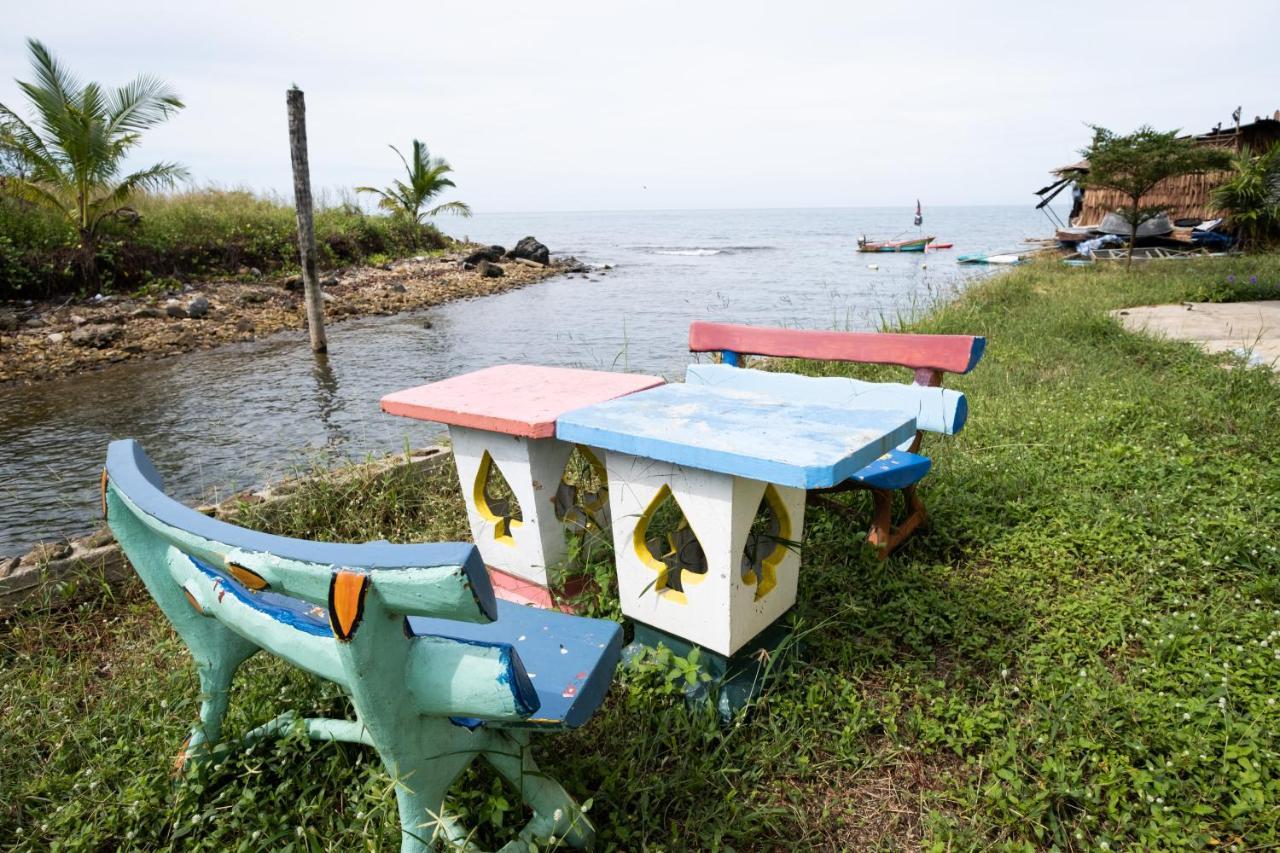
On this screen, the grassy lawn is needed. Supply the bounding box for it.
[3,256,1279,850]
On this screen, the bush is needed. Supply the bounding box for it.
[0,188,451,300]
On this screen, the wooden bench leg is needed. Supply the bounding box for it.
[869,485,928,559]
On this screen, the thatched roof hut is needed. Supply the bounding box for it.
[1042,111,1280,226]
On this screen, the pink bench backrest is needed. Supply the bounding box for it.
[688,321,986,387]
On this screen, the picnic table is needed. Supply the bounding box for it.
[558,382,915,708]
[381,365,663,607]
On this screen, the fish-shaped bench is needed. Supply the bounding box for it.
[103,439,622,851]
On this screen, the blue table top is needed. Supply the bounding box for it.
[556,383,917,488]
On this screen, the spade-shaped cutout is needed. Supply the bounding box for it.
[553,445,611,533]
[472,450,523,545]
[740,485,792,600]
[632,485,707,604]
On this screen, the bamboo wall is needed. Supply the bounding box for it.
[1076,170,1231,225]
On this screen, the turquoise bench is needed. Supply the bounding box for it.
[687,322,985,557]
[103,439,622,852]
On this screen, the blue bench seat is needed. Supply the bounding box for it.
[849,449,933,491]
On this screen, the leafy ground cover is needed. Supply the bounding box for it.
[0,188,448,300]
[2,256,1279,850]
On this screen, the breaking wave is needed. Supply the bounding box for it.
[645,245,776,256]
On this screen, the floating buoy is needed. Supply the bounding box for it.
[867,263,879,270]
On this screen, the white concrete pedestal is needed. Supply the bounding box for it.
[603,451,806,657]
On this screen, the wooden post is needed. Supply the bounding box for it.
[286,86,327,353]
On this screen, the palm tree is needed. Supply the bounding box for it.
[0,39,189,286]
[356,139,471,225]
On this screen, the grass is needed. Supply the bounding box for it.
[3,255,1280,849]
[0,188,450,300]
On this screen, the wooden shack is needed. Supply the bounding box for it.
[1042,111,1280,227]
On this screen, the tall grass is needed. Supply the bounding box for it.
[0,187,451,299]
[2,256,1279,849]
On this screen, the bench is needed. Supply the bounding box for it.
[103,439,622,852]
[687,321,985,557]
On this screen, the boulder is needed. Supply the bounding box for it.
[506,236,550,265]
[22,317,45,329]
[476,260,505,278]
[186,295,210,319]
[70,324,123,348]
[29,542,72,563]
[283,275,303,292]
[164,300,187,319]
[0,312,17,332]
[47,332,65,344]
[238,289,270,305]
[464,245,506,265]
[389,283,407,293]
[131,307,164,319]
[320,275,339,287]
[514,257,545,269]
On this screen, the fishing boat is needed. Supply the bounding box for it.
[857,235,935,253]
[957,252,1024,265]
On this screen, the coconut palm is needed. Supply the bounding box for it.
[0,39,189,286]
[356,139,471,225]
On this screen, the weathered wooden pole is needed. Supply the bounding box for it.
[286,86,327,353]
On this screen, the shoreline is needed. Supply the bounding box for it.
[0,248,585,387]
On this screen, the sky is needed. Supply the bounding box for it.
[3,1,1278,213]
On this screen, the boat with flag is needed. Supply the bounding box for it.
[856,200,937,252]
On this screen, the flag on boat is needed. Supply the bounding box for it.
[914,199,923,227]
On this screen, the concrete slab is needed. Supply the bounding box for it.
[1111,301,1280,369]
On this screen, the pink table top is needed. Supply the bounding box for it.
[381,364,665,439]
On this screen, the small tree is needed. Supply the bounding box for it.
[1077,125,1231,266]
[1211,143,1280,251]
[0,39,188,287]
[356,140,471,231]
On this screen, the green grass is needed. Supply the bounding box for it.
[0,188,450,300]
[3,256,1280,850]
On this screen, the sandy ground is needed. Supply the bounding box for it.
[1111,300,1280,369]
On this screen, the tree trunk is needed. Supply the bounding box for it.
[78,229,98,290]
[286,87,327,353]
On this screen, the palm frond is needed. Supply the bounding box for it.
[86,161,189,226]
[425,200,472,217]
[106,74,184,136]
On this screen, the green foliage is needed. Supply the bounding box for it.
[0,39,189,287]
[4,257,1280,848]
[1211,143,1280,250]
[356,139,471,225]
[1079,125,1233,266]
[0,188,449,299]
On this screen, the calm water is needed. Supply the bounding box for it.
[0,205,1054,555]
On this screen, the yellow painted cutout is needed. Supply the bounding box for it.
[741,485,791,600]
[100,468,109,518]
[182,587,204,614]
[329,570,368,641]
[472,451,523,546]
[226,561,269,591]
[576,446,609,514]
[632,484,705,604]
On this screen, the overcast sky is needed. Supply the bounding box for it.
[4,1,1277,212]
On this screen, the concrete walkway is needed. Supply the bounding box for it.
[1111,301,1280,369]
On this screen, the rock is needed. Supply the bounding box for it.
[603,264,614,270]
[29,541,73,563]
[164,300,187,319]
[69,314,88,326]
[464,245,506,265]
[506,236,550,265]
[22,317,45,329]
[422,319,434,329]
[0,555,20,578]
[322,292,337,303]
[476,260,505,278]
[389,283,407,293]
[235,318,255,333]
[238,289,269,305]
[283,275,303,292]
[320,275,339,287]
[514,257,545,269]
[83,527,114,549]
[186,295,210,318]
[461,262,475,271]
[380,262,393,271]
[0,312,17,332]
[250,267,263,277]
[47,332,65,344]
[70,324,123,348]
[131,306,164,319]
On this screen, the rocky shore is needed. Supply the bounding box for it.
[0,238,596,386]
